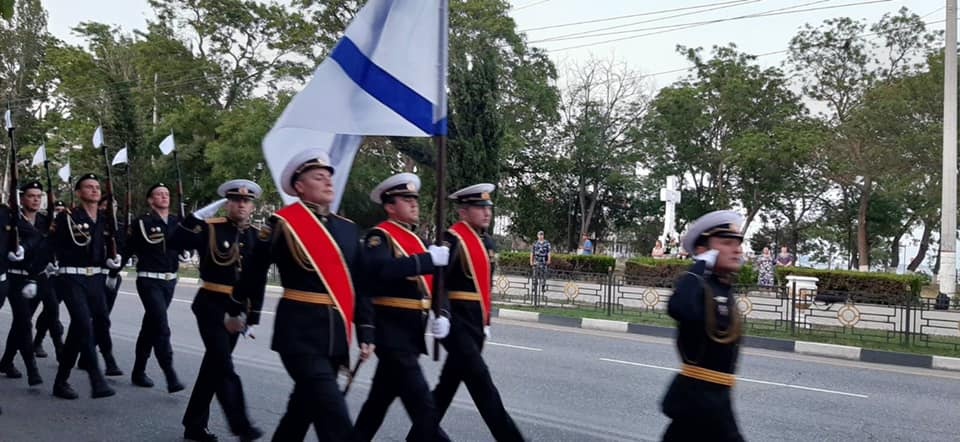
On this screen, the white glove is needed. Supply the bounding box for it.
[428,245,450,266]
[224,312,247,334]
[242,325,257,339]
[694,249,720,270]
[44,262,59,277]
[106,276,119,291]
[430,315,450,339]
[193,198,228,220]
[483,326,491,340]
[21,281,37,299]
[7,245,24,262]
[105,254,123,270]
[178,251,192,263]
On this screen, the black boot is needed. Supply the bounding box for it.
[89,371,115,399]
[52,368,78,400]
[236,426,263,442]
[132,371,154,388]
[26,359,43,386]
[0,361,22,379]
[183,427,219,442]
[131,354,152,387]
[162,364,185,393]
[33,343,47,358]
[102,353,123,377]
[53,381,78,399]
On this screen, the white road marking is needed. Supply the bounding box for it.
[488,342,543,352]
[599,357,869,399]
[118,290,276,315]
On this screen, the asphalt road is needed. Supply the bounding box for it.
[1,281,959,441]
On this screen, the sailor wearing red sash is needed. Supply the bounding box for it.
[234,149,373,442]
[354,173,451,442]
[428,183,525,442]
[171,179,264,442]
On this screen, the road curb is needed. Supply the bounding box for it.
[795,342,861,360]
[492,307,960,372]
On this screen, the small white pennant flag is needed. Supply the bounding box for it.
[3,110,12,131]
[159,132,175,155]
[92,126,104,148]
[32,143,46,167]
[111,146,128,166]
[57,163,71,182]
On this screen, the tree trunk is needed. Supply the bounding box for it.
[856,177,872,271]
[890,232,903,271]
[907,220,933,271]
[741,205,761,236]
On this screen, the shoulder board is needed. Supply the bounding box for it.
[258,224,272,241]
[331,213,355,224]
[205,217,227,224]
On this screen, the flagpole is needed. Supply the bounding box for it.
[173,149,186,219]
[431,0,450,362]
[98,136,120,258]
[5,109,19,250]
[124,144,132,235]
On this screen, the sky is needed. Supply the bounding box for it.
[42,0,946,89]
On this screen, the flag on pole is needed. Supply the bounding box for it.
[159,132,175,155]
[262,0,449,209]
[3,110,12,131]
[57,163,71,182]
[93,126,104,148]
[111,147,128,166]
[32,143,46,166]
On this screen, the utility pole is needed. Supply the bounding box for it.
[939,0,958,307]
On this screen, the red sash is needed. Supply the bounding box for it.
[374,221,433,298]
[275,202,355,344]
[448,221,492,324]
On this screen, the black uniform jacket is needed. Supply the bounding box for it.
[442,225,495,348]
[233,204,372,366]
[169,215,264,325]
[123,211,183,273]
[360,222,450,355]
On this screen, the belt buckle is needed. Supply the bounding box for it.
[85,267,94,276]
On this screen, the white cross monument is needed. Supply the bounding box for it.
[660,175,681,243]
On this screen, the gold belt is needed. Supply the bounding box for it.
[680,364,736,387]
[372,297,430,310]
[448,291,481,302]
[283,289,335,306]
[201,281,233,295]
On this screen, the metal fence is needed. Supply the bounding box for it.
[495,266,960,354]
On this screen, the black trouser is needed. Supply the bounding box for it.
[272,352,353,442]
[0,277,33,369]
[661,375,744,442]
[355,350,446,442]
[133,277,177,373]
[31,276,64,352]
[432,333,524,442]
[182,292,253,435]
[55,274,109,386]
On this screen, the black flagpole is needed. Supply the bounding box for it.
[431,135,447,362]
[173,149,186,218]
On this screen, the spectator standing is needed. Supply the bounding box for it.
[529,231,551,296]
[776,246,795,267]
[652,240,666,259]
[756,247,775,287]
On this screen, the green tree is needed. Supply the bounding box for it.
[786,8,938,270]
[637,44,809,234]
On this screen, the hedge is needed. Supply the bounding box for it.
[624,257,756,286]
[498,252,615,273]
[776,267,923,302]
